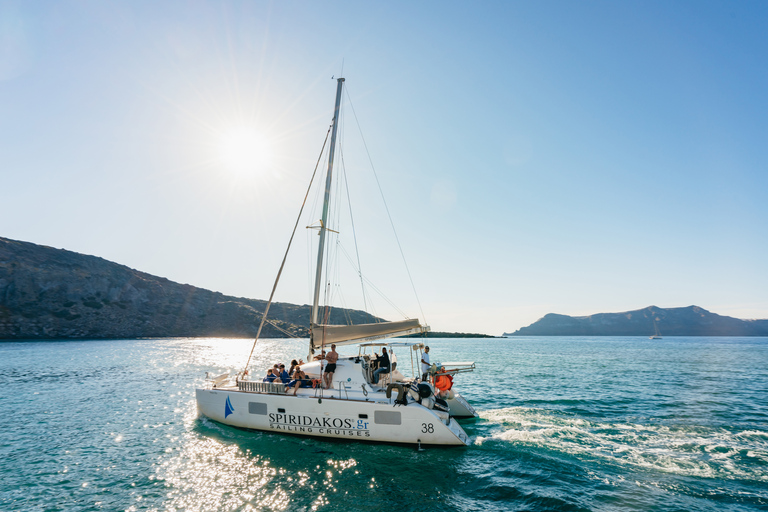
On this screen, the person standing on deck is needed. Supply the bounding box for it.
[324,344,339,389]
[421,346,431,381]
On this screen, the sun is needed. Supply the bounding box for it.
[217,127,273,176]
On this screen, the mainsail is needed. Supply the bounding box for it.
[311,318,428,349]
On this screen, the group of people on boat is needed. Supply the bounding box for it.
[261,359,319,395]
[258,343,453,397]
[262,360,302,383]
[260,344,341,393]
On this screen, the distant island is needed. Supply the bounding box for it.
[505,305,768,337]
[405,331,498,339]
[0,236,486,340]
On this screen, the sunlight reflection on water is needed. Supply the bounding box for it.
[153,430,360,511]
[182,337,309,376]
[146,338,361,512]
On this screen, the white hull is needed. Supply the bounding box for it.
[196,386,471,446]
[445,393,478,418]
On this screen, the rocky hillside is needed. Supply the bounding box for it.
[505,305,768,336]
[0,237,379,339]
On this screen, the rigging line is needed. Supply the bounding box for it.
[339,145,368,312]
[333,282,353,325]
[344,87,427,325]
[329,241,354,326]
[321,229,334,325]
[263,317,303,338]
[360,273,408,319]
[334,241,408,319]
[333,241,408,319]
[306,228,312,305]
[321,214,338,326]
[242,123,333,374]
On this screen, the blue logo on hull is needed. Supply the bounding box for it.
[224,396,235,418]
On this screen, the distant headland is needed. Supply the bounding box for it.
[505,305,768,337]
[405,331,497,339]
[0,236,487,340]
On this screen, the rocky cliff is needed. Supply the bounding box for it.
[0,236,379,339]
[505,305,768,336]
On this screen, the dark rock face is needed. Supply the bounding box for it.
[505,306,768,336]
[0,237,379,339]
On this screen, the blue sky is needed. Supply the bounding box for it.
[1,1,766,335]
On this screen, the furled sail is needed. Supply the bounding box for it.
[311,318,428,349]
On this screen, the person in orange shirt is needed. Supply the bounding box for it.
[434,366,453,398]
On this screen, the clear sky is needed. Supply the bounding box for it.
[2,1,767,335]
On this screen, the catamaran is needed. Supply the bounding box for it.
[196,78,476,446]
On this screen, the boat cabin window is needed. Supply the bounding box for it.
[248,402,267,415]
[374,411,401,425]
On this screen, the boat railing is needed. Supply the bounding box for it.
[438,362,476,374]
[310,381,353,399]
[237,381,287,394]
[337,381,350,399]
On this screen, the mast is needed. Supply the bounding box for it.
[311,77,345,338]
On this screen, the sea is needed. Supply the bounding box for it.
[1,336,766,512]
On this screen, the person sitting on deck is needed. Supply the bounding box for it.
[313,350,326,361]
[286,370,313,396]
[289,359,300,377]
[278,364,290,383]
[434,366,454,399]
[371,347,391,385]
[263,369,277,383]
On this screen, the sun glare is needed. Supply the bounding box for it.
[217,127,273,176]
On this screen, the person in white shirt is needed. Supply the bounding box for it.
[421,346,431,381]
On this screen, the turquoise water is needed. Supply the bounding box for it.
[1,337,767,511]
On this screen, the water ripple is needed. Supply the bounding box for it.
[2,337,767,511]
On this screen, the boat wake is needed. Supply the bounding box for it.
[475,407,768,482]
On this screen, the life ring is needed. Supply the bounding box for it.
[386,383,408,405]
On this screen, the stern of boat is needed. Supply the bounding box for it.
[446,393,478,418]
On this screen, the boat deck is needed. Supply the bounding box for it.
[215,379,394,404]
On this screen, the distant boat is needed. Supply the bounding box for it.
[650,319,662,339]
